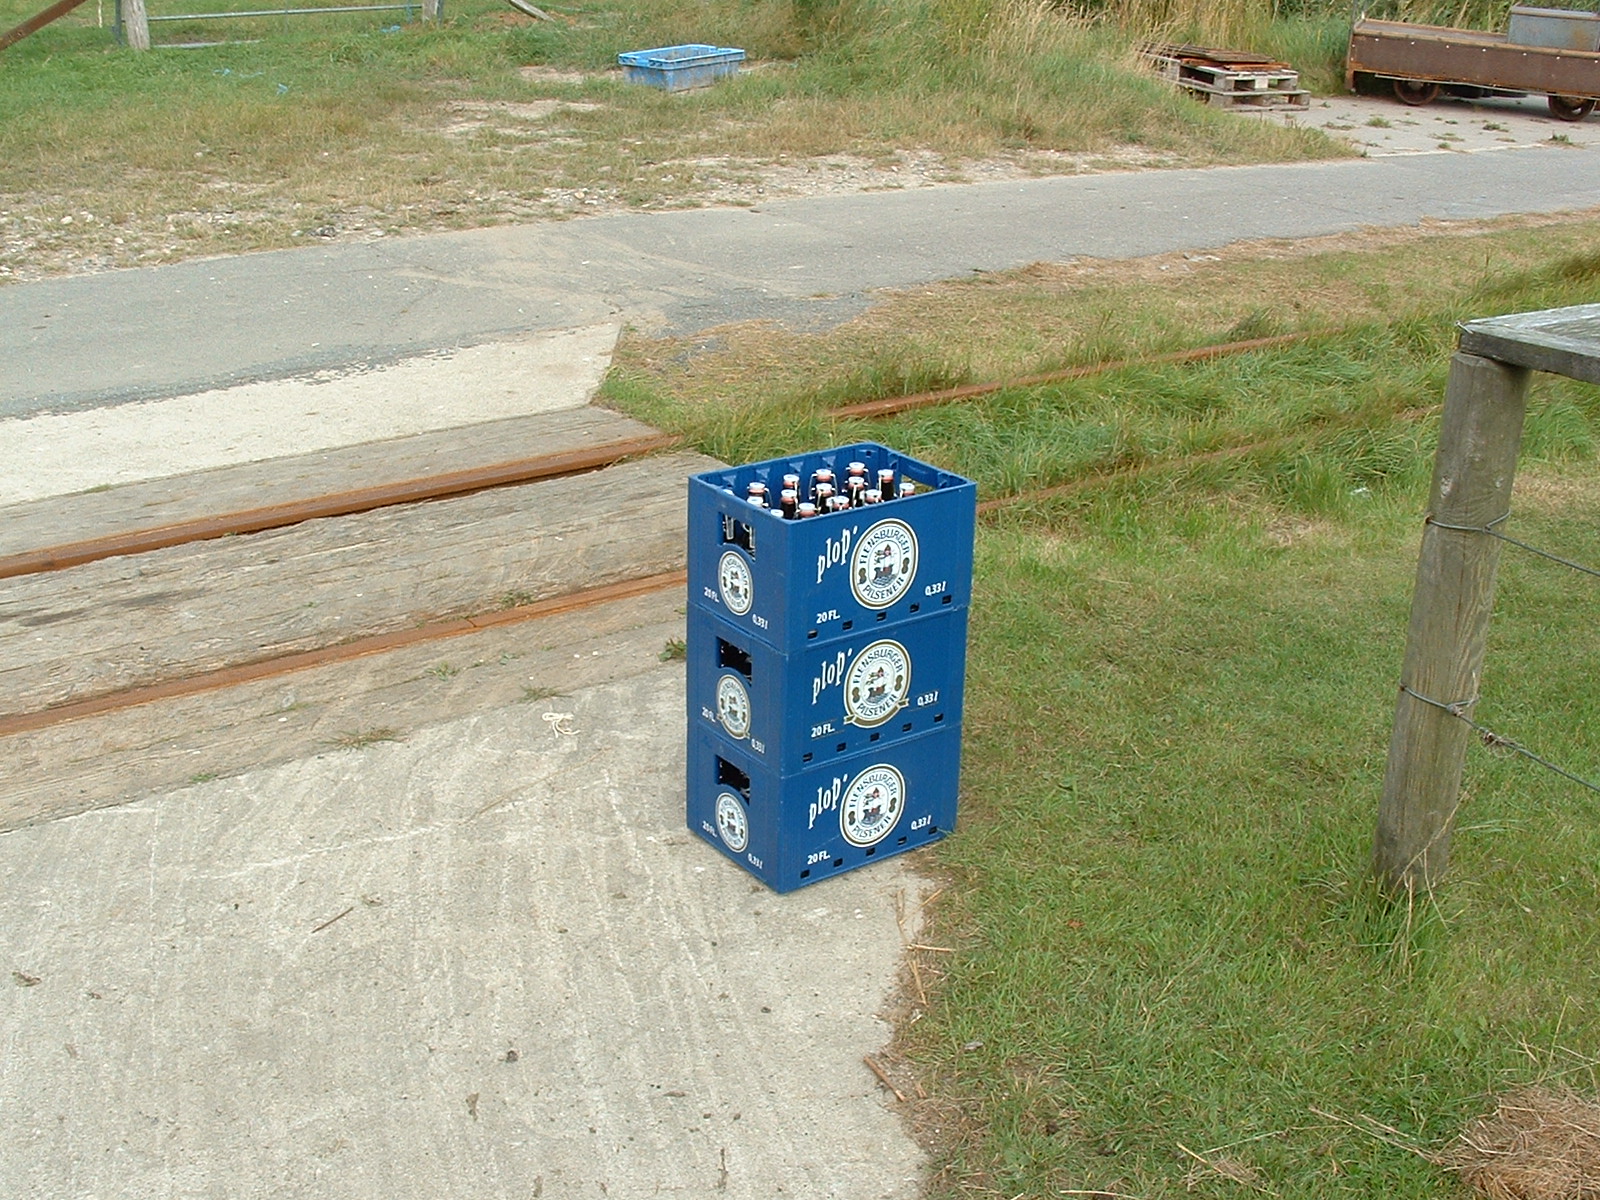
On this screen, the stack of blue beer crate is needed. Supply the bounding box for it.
[686,442,976,892]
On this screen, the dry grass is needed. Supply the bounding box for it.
[1438,1088,1600,1200]
[2,0,1351,282]
[610,210,1600,414]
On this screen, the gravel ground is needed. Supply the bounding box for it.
[1245,88,1600,155]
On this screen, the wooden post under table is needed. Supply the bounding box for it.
[1374,304,1600,896]
[1373,352,1529,895]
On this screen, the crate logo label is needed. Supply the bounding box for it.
[851,519,918,610]
[841,763,905,847]
[812,649,849,706]
[808,775,845,831]
[715,792,749,853]
[716,674,752,740]
[718,550,753,615]
[816,525,857,586]
[844,639,910,727]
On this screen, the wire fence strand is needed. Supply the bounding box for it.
[1426,512,1600,580]
[1399,687,1600,797]
[1403,510,1600,795]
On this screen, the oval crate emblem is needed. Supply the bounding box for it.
[844,639,910,728]
[840,763,905,847]
[850,519,918,610]
[718,549,753,616]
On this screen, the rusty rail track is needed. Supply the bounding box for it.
[831,333,1308,420]
[0,571,687,738]
[0,432,679,581]
[1,333,1316,738]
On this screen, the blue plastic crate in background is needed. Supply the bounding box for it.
[618,44,745,91]
[688,443,977,653]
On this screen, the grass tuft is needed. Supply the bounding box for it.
[325,726,405,749]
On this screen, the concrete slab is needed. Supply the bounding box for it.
[0,668,931,1199]
[0,323,618,505]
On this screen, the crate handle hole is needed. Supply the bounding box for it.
[802,752,814,763]
[833,857,844,868]
[875,612,886,621]
[869,732,880,742]
[720,514,756,556]
[716,637,753,679]
[836,742,847,752]
[715,756,751,798]
[864,846,876,857]
[901,722,912,732]
[896,836,907,846]
[941,594,953,605]
[800,869,811,879]
[806,630,818,640]
[933,713,944,723]
[909,603,921,613]
[841,620,853,631]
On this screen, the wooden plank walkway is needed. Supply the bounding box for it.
[0,449,714,717]
[0,587,685,831]
[0,407,672,570]
[0,387,719,831]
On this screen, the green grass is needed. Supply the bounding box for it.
[605,221,1600,1197]
[605,215,1600,499]
[916,475,1600,1198]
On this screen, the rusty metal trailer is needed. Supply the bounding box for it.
[1347,5,1600,120]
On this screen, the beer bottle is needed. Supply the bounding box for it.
[779,488,799,520]
[897,480,918,500]
[877,468,896,496]
[846,476,866,508]
[810,468,835,505]
[795,501,817,520]
[863,487,882,505]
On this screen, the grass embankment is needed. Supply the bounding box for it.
[1,0,1342,280]
[603,214,1600,1198]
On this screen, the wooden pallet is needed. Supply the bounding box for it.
[1142,43,1311,109]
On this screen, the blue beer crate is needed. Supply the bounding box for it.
[618,44,746,91]
[688,603,968,775]
[688,443,976,652]
[687,721,961,893]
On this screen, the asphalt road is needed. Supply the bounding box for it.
[4,144,1600,418]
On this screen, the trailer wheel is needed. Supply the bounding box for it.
[1548,95,1595,121]
[1392,79,1440,106]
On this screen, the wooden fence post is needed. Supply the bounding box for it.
[121,0,149,49]
[1372,351,1530,896]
